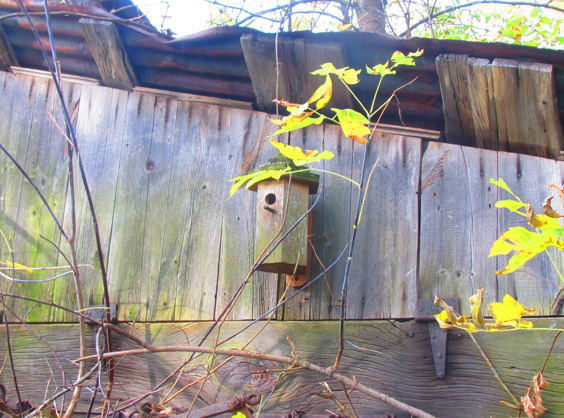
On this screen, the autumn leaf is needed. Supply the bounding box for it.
[331,108,371,143]
[543,196,563,218]
[229,167,291,197]
[269,114,324,137]
[1,261,34,273]
[522,372,549,418]
[526,202,558,228]
[270,139,334,166]
[366,62,395,76]
[469,288,486,329]
[309,75,333,110]
[390,49,424,66]
[434,296,477,331]
[311,63,361,85]
[488,294,537,326]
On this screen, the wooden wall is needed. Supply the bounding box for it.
[1,70,564,322]
[1,320,564,417]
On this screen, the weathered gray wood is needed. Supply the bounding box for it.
[241,34,352,114]
[80,19,137,90]
[436,54,475,146]
[496,152,564,313]
[2,320,564,418]
[492,59,564,159]
[215,109,279,320]
[466,57,498,150]
[347,133,421,318]
[419,142,499,314]
[72,84,130,320]
[0,23,18,71]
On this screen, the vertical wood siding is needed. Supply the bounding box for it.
[1,72,563,321]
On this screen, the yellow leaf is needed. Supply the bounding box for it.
[308,75,333,110]
[1,261,34,273]
[487,294,537,325]
[469,288,486,329]
[270,139,334,166]
[331,108,371,143]
[339,23,353,30]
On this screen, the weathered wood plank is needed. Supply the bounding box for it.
[71,84,130,319]
[492,59,564,159]
[436,54,475,146]
[216,109,279,320]
[347,133,421,318]
[419,141,499,314]
[2,320,564,418]
[0,74,76,322]
[241,34,352,114]
[466,57,498,150]
[496,152,564,313]
[80,19,137,90]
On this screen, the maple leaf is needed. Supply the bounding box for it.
[270,139,334,166]
[308,74,333,109]
[331,108,371,143]
[487,294,537,326]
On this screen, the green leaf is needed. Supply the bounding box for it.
[311,63,361,85]
[366,62,395,76]
[271,115,325,137]
[229,167,291,197]
[495,199,527,214]
[490,178,521,201]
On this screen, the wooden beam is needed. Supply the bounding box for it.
[0,23,18,71]
[241,33,353,114]
[80,18,137,90]
[1,320,564,418]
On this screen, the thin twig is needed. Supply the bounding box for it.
[75,344,436,418]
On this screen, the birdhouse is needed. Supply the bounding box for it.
[249,158,319,279]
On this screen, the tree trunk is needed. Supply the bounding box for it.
[354,0,386,33]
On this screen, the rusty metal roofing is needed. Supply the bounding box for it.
[1,0,564,137]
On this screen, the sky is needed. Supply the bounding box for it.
[132,1,215,37]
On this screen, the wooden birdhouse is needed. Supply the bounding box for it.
[249,158,319,279]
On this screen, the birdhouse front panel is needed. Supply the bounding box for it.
[255,179,309,274]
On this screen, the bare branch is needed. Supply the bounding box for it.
[401,0,564,36]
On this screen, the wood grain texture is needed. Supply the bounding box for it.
[80,19,137,90]
[492,59,564,159]
[241,34,352,114]
[2,320,564,418]
[436,54,475,146]
[419,142,499,314]
[466,57,498,150]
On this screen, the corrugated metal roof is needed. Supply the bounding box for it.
[1,0,563,140]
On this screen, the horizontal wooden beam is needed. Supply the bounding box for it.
[1,319,563,418]
[80,18,137,90]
